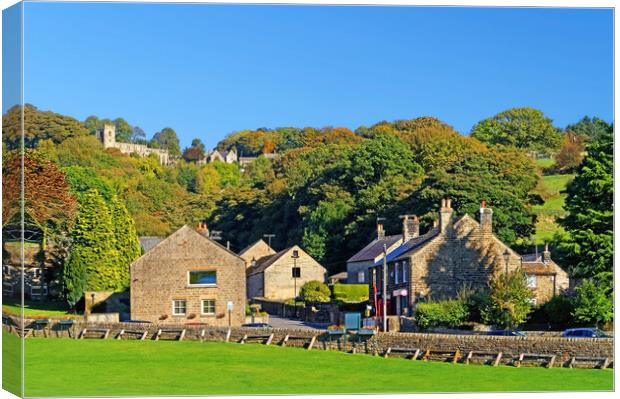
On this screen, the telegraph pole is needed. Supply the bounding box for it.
[263,234,276,248]
[382,243,388,332]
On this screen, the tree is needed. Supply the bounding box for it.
[109,195,141,290]
[481,269,535,329]
[572,280,613,327]
[299,280,331,302]
[191,138,206,153]
[131,126,146,142]
[182,138,206,163]
[565,116,611,142]
[559,127,613,286]
[63,248,88,308]
[2,104,90,149]
[151,127,181,156]
[471,107,563,154]
[2,150,77,234]
[554,133,584,173]
[67,189,122,292]
[113,118,133,142]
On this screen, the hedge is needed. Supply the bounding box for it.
[414,300,468,329]
[332,284,369,302]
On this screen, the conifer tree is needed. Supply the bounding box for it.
[109,195,141,289]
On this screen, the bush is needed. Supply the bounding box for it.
[572,280,613,327]
[480,270,535,329]
[415,300,468,329]
[543,294,574,325]
[332,284,369,302]
[299,280,331,303]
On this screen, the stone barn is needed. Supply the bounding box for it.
[130,225,246,326]
[246,245,327,301]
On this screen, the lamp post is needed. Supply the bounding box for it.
[382,243,388,332]
[502,248,511,328]
[291,249,300,318]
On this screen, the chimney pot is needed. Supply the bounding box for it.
[439,198,453,232]
[401,215,419,241]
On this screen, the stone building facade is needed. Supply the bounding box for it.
[130,225,246,326]
[346,226,403,284]
[368,199,570,316]
[238,239,276,268]
[246,245,327,300]
[97,124,169,165]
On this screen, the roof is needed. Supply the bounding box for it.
[329,271,348,280]
[347,235,403,263]
[238,239,276,262]
[247,246,292,276]
[139,236,164,253]
[372,228,440,266]
[521,262,557,274]
[521,253,542,263]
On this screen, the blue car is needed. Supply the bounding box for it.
[486,330,526,337]
[561,328,609,338]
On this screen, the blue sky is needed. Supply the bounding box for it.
[14,2,614,149]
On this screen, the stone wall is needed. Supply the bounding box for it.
[5,315,613,366]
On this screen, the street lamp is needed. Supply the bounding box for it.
[502,248,511,328]
[502,248,511,278]
[291,249,300,318]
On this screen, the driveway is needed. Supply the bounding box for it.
[268,316,329,330]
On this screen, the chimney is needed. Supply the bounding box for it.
[196,222,210,237]
[479,199,493,234]
[439,198,453,233]
[543,243,551,264]
[400,215,420,241]
[376,223,385,240]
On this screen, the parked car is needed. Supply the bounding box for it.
[241,323,272,328]
[561,328,610,338]
[486,330,526,337]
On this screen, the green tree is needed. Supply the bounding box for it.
[481,269,535,329]
[67,189,122,292]
[151,127,181,156]
[113,117,133,142]
[565,116,612,142]
[299,280,331,302]
[63,248,88,308]
[471,107,563,154]
[559,127,613,286]
[572,280,613,327]
[109,195,141,290]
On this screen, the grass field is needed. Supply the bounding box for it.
[1,297,78,318]
[532,174,575,244]
[2,333,612,396]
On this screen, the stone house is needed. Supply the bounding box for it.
[130,225,246,326]
[206,148,238,164]
[246,245,327,300]
[368,199,570,316]
[346,222,403,284]
[97,125,169,165]
[238,239,276,268]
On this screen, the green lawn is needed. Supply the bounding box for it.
[1,333,612,396]
[536,158,556,169]
[2,298,78,318]
[532,174,575,244]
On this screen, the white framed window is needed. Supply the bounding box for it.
[172,300,187,315]
[201,299,216,315]
[525,274,537,288]
[357,271,365,283]
[402,262,408,282]
[188,270,217,286]
[394,262,400,284]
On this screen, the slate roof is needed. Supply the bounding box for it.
[521,253,558,274]
[372,228,440,266]
[521,253,542,263]
[139,236,164,253]
[347,235,403,263]
[246,247,293,276]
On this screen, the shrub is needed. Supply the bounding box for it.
[299,280,331,303]
[415,300,468,329]
[480,269,535,329]
[543,294,574,325]
[572,280,613,327]
[332,284,369,302]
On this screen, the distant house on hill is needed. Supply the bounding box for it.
[366,199,570,317]
[206,148,238,164]
[130,225,246,326]
[97,125,169,165]
[245,245,327,301]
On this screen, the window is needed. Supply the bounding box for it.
[172,300,187,315]
[402,262,408,283]
[202,299,216,315]
[189,270,216,286]
[394,262,399,284]
[526,274,537,288]
[292,267,301,278]
[357,271,365,283]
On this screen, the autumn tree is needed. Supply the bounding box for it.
[481,269,535,329]
[554,133,584,173]
[151,127,181,156]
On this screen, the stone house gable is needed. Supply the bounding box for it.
[246,245,327,300]
[130,225,246,326]
[238,239,276,267]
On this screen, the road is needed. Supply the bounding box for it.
[267,315,329,330]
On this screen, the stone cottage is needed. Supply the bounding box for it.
[130,225,246,326]
[346,223,403,284]
[246,245,327,301]
[368,199,570,316]
[238,239,276,268]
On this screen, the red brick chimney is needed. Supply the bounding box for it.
[196,222,210,237]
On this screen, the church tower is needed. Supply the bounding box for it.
[97,124,116,149]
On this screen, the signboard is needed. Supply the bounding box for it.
[226,301,234,311]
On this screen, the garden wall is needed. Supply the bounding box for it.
[5,315,613,367]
